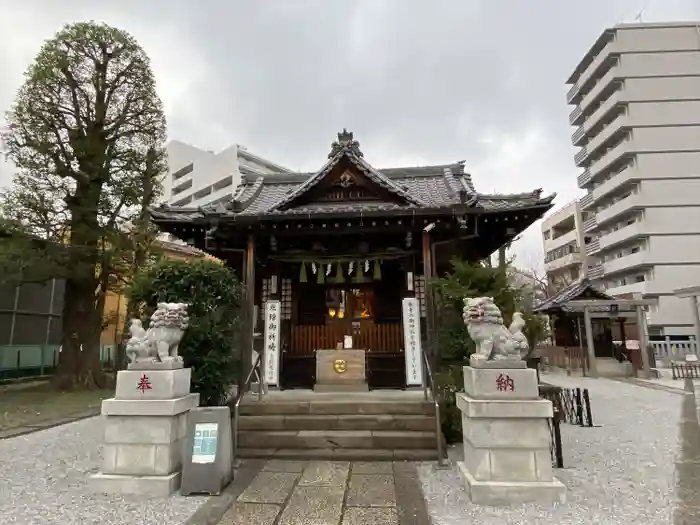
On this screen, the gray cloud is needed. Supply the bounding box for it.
[1,0,699,268]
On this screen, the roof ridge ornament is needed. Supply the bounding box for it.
[329,128,363,158]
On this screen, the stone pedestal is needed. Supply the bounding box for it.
[457,358,566,506]
[90,362,199,497]
[315,349,368,392]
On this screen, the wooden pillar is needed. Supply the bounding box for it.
[583,307,598,378]
[636,305,651,379]
[240,234,256,391]
[422,230,437,368]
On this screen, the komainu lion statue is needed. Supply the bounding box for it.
[125,302,190,365]
[462,297,529,362]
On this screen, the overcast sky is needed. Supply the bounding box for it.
[1,0,699,270]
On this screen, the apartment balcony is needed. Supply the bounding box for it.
[585,113,629,159]
[577,168,592,188]
[571,125,586,146]
[574,41,619,101]
[574,147,589,167]
[585,238,600,255]
[546,229,578,251]
[566,83,580,104]
[588,264,604,280]
[596,193,642,226]
[582,215,597,233]
[579,192,594,209]
[598,221,646,251]
[584,90,623,135]
[603,252,647,275]
[579,65,621,114]
[588,139,631,184]
[545,251,581,273]
[584,165,638,210]
[569,105,583,126]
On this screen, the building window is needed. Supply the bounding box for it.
[172,179,193,195]
[543,230,551,240]
[172,163,194,180]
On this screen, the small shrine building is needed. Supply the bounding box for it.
[151,130,555,390]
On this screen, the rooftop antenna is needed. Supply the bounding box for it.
[634,0,649,22]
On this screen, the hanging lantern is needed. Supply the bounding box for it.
[373,259,382,280]
[334,262,344,283]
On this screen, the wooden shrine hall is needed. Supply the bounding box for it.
[151,130,555,391]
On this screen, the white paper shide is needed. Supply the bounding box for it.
[264,300,281,386]
[402,297,424,386]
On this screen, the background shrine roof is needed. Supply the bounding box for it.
[151,130,555,222]
[532,278,613,314]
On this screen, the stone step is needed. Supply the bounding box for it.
[238,429,436,450]
[238,414,436,432]
[238,400,433,416]
[237,447,439,461]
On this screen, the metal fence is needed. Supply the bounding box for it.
[671,361,700,380]
[539,384,596,469]
[0,344,117,380]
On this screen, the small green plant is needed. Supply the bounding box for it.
[128,259,243,406]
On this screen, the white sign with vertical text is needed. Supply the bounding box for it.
[263,300,281,386]
[402,297,424,386]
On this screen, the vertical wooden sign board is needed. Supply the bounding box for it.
[181,407,233,496]
[402,297,424,387]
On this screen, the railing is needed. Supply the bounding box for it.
[651,340,698,366]
[566,82,580,104]
[577,168,592,188]
[231,351,264,466]
[579,192,594,209]
[571,124,586,146]
[421,349,447,467]
[671,362,700,379]
[585,238,600,255]
[539,385,595,469]
[582,216,597,232]
[0,344,117,380]
[574,147,588,167]
[290,323,403,355]
[588,265,604,280]
[569,105,583,125]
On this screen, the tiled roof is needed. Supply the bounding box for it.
[532,278,613,313]
[151,131,555,223]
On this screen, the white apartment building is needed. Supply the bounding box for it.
[162,140,291,208]
[541,199,589,289]
[566,22,700,338]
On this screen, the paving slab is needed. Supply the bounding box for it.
[346,474,397,507]
[277,485,345,525]
[298,461,350,487]
[237,471,299,504]
[342,507,399,525]
[352,462,394,474]
[218,503,282,525]
[261,460,307,473]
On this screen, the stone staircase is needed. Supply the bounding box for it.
[236,391,439,461]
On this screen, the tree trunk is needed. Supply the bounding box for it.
[52,185,109,390]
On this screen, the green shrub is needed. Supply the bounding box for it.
[128,259,243,406]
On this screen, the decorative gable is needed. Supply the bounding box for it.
[274,129,423,211]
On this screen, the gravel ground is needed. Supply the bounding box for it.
[417,374,683,525]
[0,416,207,525]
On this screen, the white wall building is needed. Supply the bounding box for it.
[566,22,700,338]
[541,199,590,289]
[162,140,291,208]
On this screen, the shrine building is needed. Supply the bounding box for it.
[151,130,555,391]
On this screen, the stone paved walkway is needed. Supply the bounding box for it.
[187,459,432,525]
